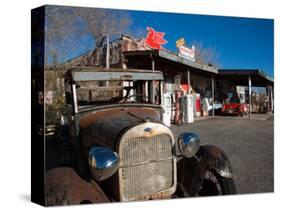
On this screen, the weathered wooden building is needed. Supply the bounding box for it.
[56,34,219,102]
[46,34,273,122]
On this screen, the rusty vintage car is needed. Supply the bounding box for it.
[46,67,236,205]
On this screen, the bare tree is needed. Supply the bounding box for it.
[44,6,131,65]
[45,6,78,66]
[74,7,131,47]
[191,41,221,68]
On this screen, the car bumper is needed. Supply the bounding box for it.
[222,109,241,115]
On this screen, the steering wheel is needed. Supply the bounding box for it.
[118,94,150,103]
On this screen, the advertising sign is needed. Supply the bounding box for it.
[178,45,196,62]
[176,38,185,48]
[144,27,167,49]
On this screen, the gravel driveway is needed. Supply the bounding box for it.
[170,116,274,194]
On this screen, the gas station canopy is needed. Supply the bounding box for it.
[218,69,273,87]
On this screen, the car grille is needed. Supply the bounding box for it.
[119,134,174,201]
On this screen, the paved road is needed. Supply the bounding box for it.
[170,116,274,194]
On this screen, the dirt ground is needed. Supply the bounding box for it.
[171,115,274,194]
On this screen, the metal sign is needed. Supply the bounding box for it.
[144,27,167,50]
[176,38,185,48]
[178,45,196,62]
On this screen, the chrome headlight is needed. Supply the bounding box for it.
[178,132,200,158]
[88,147,120,181]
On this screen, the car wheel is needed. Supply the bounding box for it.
[198,170,236,196]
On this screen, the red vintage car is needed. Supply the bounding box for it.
[221,103,248,117]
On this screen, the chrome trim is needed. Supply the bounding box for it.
[117,122,177,201]
[215,168,233,178]
[88,147,120,181]
[119,156,177,168]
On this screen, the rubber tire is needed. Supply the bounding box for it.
[199,170,236,196]
[218,174,236,195]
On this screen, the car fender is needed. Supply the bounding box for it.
[177,145,234,196]
[197,145,233,178]
[45,167,110,206]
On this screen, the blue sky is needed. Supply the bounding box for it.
[127,10,274,78]
[60,7,273,78]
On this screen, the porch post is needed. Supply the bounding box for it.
[187,70,191,93]
[212,74,215,118]
[105,34,110,86]
[151,55,155,71]
[151,53,155,103]
[270,85,274,113]
[248,76,252,119]
[267,86,271,112]
[106,34,110,69]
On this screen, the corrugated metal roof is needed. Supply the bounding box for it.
[124,49,218,74]
[158,50,218,74]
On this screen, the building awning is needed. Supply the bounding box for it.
[218,69,273,86]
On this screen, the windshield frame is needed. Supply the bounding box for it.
[69,79,163,114]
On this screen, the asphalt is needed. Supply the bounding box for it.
[170,115,274,194]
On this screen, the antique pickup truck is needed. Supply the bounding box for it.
[45,67,236,205]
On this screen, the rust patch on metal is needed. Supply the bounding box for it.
[79,107,161,149]
[45,167,109,206]
[80,107,159,129]
[120,74,133,79]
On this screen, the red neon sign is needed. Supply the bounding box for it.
[144,27,167,50]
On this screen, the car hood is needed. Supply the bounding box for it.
[224,103,241,109]
[79,107,161,150]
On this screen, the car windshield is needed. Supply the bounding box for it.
[229,92,241,104]
[75,80,161,109]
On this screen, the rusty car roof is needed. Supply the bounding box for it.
[66,67,164,81]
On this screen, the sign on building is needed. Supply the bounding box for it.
[178,45,196,62]
[176,37,196,62]
[144,27,167,50]
[176,38,185,48]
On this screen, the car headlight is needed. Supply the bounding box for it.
[178,132,200,158]
[88,147,120,181]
